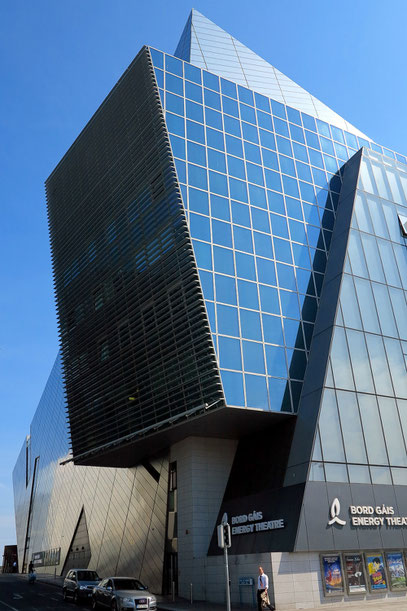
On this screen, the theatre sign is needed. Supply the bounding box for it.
[328,498,407,528]
[228,510,285,535]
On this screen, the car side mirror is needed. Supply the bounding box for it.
[107,586,112,591]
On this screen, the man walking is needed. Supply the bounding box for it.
[257,566,274,610]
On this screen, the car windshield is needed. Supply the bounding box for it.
[113,578,146,591]
[77,571,100,581]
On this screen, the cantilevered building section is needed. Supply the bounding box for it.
[46,9,377,468]
[46,47,226,466]
[14,9,407,610]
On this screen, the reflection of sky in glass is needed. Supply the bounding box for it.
[13,351,169,579]
[313,150,407,485]
[13,354,68,566]
[174,10,373,140]
[149,47,407,413]
[151,46,407,484]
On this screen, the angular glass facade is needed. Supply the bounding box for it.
[13,355,68,573]
[311,149,407,486]
[150,45,407,417]
[173,9,369,134]
[13,354,169,586]
[45,9,407,467]
[13,9,407,609]
[46,47,224,466]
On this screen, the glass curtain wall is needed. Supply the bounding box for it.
[150,47,407,414]
[312,150,407,487]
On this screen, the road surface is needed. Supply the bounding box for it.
[0,574,71,610]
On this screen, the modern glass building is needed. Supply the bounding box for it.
[13,10,407,609]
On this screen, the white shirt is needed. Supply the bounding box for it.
[258,573,269,589]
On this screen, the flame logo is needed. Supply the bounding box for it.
[328,497,346,526]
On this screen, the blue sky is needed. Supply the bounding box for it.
[1,0,407,553]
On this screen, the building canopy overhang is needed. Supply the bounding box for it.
[66,405,294,468]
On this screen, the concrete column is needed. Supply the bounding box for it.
[170,436,238,600]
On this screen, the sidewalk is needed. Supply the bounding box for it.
[32,572,64,588]
[158,601,254,611]
[157,600,407,611]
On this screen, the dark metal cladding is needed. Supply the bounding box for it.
[45,47,225,466]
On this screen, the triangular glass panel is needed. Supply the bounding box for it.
[175,9,369,138]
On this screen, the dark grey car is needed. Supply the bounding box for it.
[63,569,101,603]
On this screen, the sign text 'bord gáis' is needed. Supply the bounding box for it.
[231,510,285,535]
[327,498,407,528]
[349,505,407,526]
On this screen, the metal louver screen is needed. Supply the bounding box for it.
[46,47,224,465]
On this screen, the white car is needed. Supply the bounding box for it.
[92,577,157,610]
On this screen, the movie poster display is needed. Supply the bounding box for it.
[365,553,387,592]
[386,552,407,591]
[320,555,344,596]
[343,553,367,594]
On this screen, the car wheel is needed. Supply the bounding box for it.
[92,598,99,610]
[62,588,68,600]
[111,601,117,611]
[73,590,79,605]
